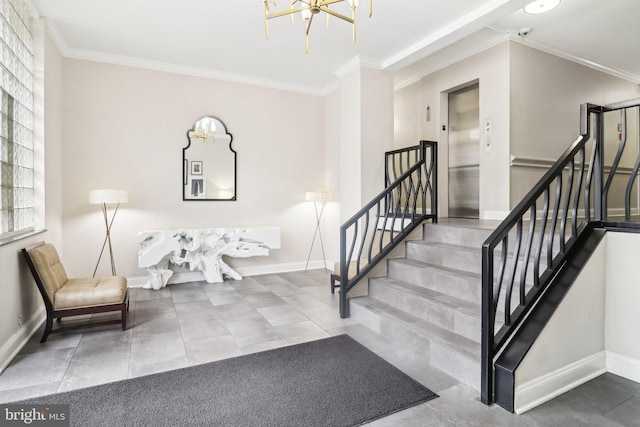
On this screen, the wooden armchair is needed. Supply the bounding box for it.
[22,242,129,343]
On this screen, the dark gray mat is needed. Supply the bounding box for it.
[15,334,437,426]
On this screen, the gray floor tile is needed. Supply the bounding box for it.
[212,301,263,322]
[230,277,270,295]
[128,357,190,379]
[276,320,330,344]
[525,395,623,426]
[0,382,60,404]
[257,304,309,326]
[244,292,286,309]
[129,331,187,368]
[240,339,290,354]
[0,348,75,391]
[184,335,242,365]
[603,395,640,427]
[205,289,245,306]
[561,372,639,414]
[225,318,283,347]
[170,286,209,304]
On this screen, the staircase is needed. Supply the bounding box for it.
[349,220,495,390]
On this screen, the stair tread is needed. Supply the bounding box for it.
[370,276,480,318]
[352,296,481,362]
[390,257,482,280]
[413,240,480,253]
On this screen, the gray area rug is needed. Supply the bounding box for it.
[15,334,437,426]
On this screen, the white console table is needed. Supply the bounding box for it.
[138,227,281,289]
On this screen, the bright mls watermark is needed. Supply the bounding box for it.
[0,405,69,427]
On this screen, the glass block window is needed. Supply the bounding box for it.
[0,0,34,237]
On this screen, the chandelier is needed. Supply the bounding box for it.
[262,0,373,53]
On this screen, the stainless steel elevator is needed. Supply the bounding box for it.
[448,84,480,218]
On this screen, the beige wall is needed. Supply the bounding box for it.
[508,42,640,206]
[395,43,511,219]
[60,60,327,279]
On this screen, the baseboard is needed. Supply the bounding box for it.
[606,351,640,383]
[0,307,45,373]
[514,351,607,414]
[127,260,336,288]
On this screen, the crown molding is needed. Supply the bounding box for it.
[43,21,327,97]
[64,48,328,96]
[333,55,384,79]
[508,35,640,85]
[393,32,508,91]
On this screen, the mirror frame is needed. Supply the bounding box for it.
[182,116,237,201]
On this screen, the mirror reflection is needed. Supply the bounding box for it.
[183,116,236,201]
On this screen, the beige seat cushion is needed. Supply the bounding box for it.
[54,276,127,310]
[28,243,69,303]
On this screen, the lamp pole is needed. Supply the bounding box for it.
[305,192,328,271]
[89,189,128,277]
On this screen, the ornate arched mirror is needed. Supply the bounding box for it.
[183,116,236,201]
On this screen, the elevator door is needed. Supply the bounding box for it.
[448,84,479,218]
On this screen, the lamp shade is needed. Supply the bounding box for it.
[305,191,329,203]
[89,189,129,204]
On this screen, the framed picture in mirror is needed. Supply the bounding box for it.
[191,161,203,175]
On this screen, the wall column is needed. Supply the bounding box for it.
[337,61,394,222]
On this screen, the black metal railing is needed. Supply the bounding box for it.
[339,141,438,318]
[481,98,640,404]
[385,144,423,187]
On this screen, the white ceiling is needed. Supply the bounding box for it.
[30,0,640,95]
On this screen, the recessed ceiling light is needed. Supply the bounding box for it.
[524,0,561,14]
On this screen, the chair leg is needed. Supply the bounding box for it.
[330,274,340,294]
[41,316,53,343]
[121,307,127,331]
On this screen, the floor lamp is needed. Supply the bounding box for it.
[305,191,329,271]
[89,189,128,277]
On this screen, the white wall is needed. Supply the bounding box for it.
[605,232,640,374]
[514,231,640,413]
[0,26,65,371]
[514,238,607,413]
[323,90,341,265]
[60,59,328,279]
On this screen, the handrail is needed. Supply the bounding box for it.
[339,140,437,318]
[481,98,640,404]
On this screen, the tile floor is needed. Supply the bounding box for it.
[0,269,639,426]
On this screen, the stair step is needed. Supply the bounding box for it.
[350,297,480,390]
[369,276,481,342]
[386,257,531,311]
[423,222,494,247]
[407,240,481,274]
[387,257,481,304]
[407,239,544,279]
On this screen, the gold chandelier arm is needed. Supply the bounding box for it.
[369,0,372,17]
[266,6,305,19]
[352,7,356,42]
[305,13,314,53]
[319,6,353,24]
[264,5,270,39]
[319,0,344,5]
